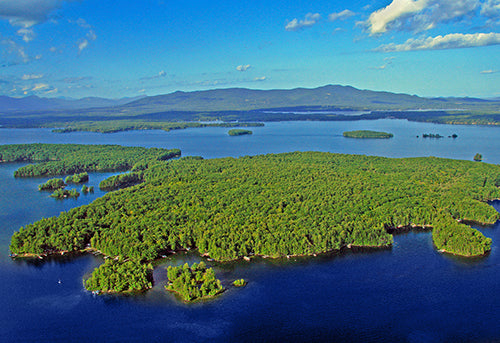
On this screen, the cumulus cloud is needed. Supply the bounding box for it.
[481,0,500,24]
[254,76,266,81]
[285,13,321,31]
[328,9,356,22]
[366,0,479,35]
[375,32,500,51]
[366,0,429,34]
[236,64,251,72]
[0,0,75,41]
[481,0,500,16]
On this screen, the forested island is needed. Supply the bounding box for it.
[5,144,500,294]
[50,188,80,199]
[343,130,393,139]
[38,178,66,191]
[166,262,224,302]
[228,129,253,136]
[85,259,153,294]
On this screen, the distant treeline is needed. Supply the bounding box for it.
[0,106,499,129]
[50,121,264,134]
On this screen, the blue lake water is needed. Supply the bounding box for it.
[0,120,499,342]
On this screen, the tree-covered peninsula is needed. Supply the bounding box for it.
[343,130,393,139]
[0,143,181,177]
[8,150,500,294]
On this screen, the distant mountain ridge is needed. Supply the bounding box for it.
[120,85,435,112]
[0,95,145,113]
[1,85,498,115]
[119,85,497,113]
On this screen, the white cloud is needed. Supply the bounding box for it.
[17,27,35,42]
[375,32,500,51]
[254,76,266,81]
[367,0,429,34]
[32,83,50,91]
[481,0,500,16]
[22,73,43,80]
[328,10,355,22]
[77,30,97,53]
[480,69,498,73]
[78,39,89,53]
[481,0,500,24]
[236,64,251,72]
[366,0,480,35]
[285,13,321,31]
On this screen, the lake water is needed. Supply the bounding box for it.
[1,120,499,342]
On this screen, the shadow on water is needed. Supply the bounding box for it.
[11,252,96,268]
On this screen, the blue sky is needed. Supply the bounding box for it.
[0,0,499,99]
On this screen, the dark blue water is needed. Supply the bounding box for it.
[0,121,499,342]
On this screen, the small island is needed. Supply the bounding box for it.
[50,189,80,199]
[85,259,153,294]
[166,262,224,302]
[81,185,94,194]
[39,178,66,191]
[228,129,253,136]
[343,130,393,139]
[232,279,247,287]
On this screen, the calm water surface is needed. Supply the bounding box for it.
[0,120,499,342]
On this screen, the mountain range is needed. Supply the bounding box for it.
[1,85,499,121]
[0,95,144,113]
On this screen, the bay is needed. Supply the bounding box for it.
[0,120,499,342]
